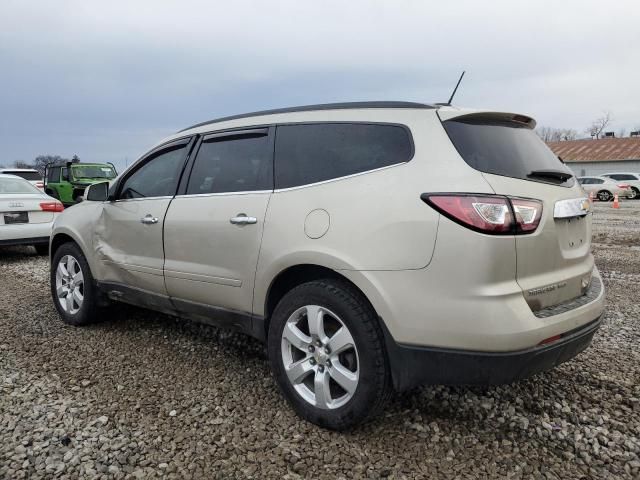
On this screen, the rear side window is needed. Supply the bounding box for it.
[186,131,272,195]
[443,118,575,186]
[3,170,41,180]
[608,174,636,181]
[274,123,413,189]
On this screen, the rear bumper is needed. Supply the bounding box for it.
[0,236,49,246]
[383,316,602,391]
[0,222,52,243]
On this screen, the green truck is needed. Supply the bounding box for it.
[44,162,118,205]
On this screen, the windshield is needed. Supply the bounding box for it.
[0,177,41,194]
[443,118,575,186]
[72,165,116,179]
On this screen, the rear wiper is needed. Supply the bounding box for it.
[527,169,573,182]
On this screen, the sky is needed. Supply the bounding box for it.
[1,0,639,172]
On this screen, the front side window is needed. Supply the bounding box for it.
[119,145,187,199]
[61,168,69,181]
[274,123,413,189]
[186,132,272,195]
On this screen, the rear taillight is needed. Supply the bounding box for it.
[40,201,64,212]
[421,194,542,235]
[36,182,44,189]
[617,184,630,189]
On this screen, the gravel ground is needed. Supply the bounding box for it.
[1,202,639,479]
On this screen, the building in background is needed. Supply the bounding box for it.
[547,138,640,176]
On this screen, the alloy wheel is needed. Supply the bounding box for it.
[281,305,359,410]
[55,255,84,314]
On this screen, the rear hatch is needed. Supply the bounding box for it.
[0,194,54,225]
[439,110,593,311]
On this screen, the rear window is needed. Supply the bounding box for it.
[443,118,575,186]
[2,170,41,181]
[275,123,413,189]
[0,177,40,194]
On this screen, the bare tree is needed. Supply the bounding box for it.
[536,126,578,142]
[586,111,612,139]
[13,160,34,169]
[33,155,69,176]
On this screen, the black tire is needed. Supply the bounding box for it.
[267,279,391,430]
[630,187,639,200]
[34,244,49,256]
[597,190,612,202]
[50,242,103,326]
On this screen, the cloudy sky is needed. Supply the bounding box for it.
[1,0,639,171]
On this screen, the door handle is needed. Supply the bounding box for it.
[140,214,159,225]
[230,214,257,225]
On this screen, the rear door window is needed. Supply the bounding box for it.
[185,129,272,195]
[443,117,575,186]
[274,123,413,189]
[608,174,636,181]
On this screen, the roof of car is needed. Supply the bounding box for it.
[0,168,39,172]
[0,173,26,178]
[178,101,437,133]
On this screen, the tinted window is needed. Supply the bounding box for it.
[2,171,41,181]
[186,133,272,194]
[274,123,412,189]
[61,168,69,181]
[443,118,575,186]
[593,179,604,184]
[120,145,187,199]
[73,165,117,179]
[608,174,636,180]
[0,177,40,194]
[47,167,59,182]
[578,178,588,184]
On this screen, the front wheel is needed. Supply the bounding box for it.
[268,279,391,430]
[50,242,103,325]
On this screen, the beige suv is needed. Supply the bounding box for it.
[49,102,605,429]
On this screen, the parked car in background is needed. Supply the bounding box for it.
[44,162,118,205]
[0,168,44,190]
[601,172,640,200]
[577,176,633,201]
[49,102,604,429]
[0,174,63,254]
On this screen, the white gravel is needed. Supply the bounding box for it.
[1,202,639,479]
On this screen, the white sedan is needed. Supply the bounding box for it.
[0,174,64,254]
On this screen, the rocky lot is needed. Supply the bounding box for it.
[1,203,639,479]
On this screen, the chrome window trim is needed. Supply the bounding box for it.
[176,190,272,199]
[273,162,407,193]
[113,195,174,203]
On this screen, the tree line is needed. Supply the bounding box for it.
[537,112,640,142]
[1,155,80,175]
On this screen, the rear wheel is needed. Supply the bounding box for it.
[268,279,391,430]
[597,190,612,202]
[51,242,103,325]
[630,187,639,200]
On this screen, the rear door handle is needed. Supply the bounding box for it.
[230,214,257,225]
[140,214,159,225]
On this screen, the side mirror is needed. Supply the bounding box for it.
[85,182,110,201]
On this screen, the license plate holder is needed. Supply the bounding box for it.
[3,212,29,224]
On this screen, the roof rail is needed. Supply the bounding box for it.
[178,101,436,132]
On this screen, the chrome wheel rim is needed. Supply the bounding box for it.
[599,191,611,201]
[281,305,359,410]
[55,255,84,314]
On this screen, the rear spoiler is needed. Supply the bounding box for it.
[437,110,536,129]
